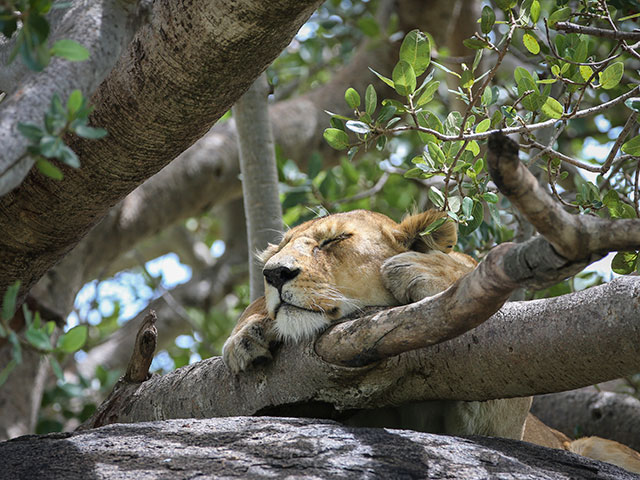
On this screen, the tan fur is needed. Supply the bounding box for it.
[222,209,640,473]
[567,437,640,473]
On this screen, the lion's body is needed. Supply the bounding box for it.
[223,209,640,473]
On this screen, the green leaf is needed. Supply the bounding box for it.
[67,89,83,116]
[541,97,563,119]
[476,118,491,133]
[427,141,446,166]
[548,7,571,26]
[482,192,499,203]
[308,152,323,179]
[8,331,22,364]
[365,84,377,116]
[73,124,106,139]
[2,281,20,322]
[392,60,416,96]
[599,62,624,90]
[36,158,64,180]
[612,251,639,275]
[428,186,445,208]
[420,217,448,236]
[603,190,636,219]
[323,128,349,150]
[344,87,360,109]
[530,0,541,23]
[461,69,473,90]
[523,33,540,54]
[57,325,88,353]
[404,168,424,179]
[481,6,495,34]
[17,123,44,142]
[0,360,17,387]
[26,328,52,352]
[416,81,440,106]
[50,357,64,381]
[624,97,640,113]
[59,146,80,168]
[466,141,480,156]
[369,67,394,89]
[463,37,489,50]
[345,120,370,134]
[399,29,431,76]
[458,200,484,235]
[622,134,640,156]
[51,39,89,61]
[376,104,397,125]
[494,0,516,10]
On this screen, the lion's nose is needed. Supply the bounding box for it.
[263,265,300,290]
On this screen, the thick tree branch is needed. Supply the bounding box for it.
[0,0,151,195]
[0,0,324,302]
[83,277,640,428]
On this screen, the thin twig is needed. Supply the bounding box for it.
[392,85,640,142]
[601,112,639,174]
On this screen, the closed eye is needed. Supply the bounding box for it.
[319,233,352,248]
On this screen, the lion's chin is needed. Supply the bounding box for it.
[274,303,331,342]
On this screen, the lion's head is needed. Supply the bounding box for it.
[259,209,458,341]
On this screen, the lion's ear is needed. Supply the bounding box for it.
[396,210,457,253]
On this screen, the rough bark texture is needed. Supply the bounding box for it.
[81,277,640,428]
[2,417,637,480]
[487,133,640,260]
[0,0,323,303]
[532,390,640,452]
[0,0,151,195]
[233,74,283,300]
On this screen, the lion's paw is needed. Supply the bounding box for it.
[222,322,273,374]
[381,251,455,303]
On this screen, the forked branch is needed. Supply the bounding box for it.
[315,133,640,366]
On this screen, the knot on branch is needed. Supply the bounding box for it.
[487,132,521,197]
[124,310,158,383]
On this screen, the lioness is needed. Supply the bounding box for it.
[223,209,640,473]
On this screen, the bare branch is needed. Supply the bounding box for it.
[487,133,640,260]
[553,21,640,41]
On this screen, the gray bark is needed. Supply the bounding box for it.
[2,417,636,480]
[233,74,283,300]
[0,0,323,304]
[532,390,640,452]
[81,277,640,428]
[0,0,151,195]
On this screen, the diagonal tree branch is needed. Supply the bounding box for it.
[0,0,152,195]
[0,0,324,304]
